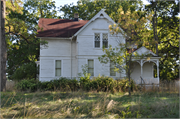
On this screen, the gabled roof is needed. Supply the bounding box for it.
[37,9,122,38]
[132,46,158,57]
[73,9,116,37]
[37,18,89,38]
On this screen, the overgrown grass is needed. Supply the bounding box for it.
[1,90,179,118]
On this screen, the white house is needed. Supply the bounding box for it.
[36,9,160,86]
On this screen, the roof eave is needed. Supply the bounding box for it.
[37,37,72,40]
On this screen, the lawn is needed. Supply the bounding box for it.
[1,91,179,118]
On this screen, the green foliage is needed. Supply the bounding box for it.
[92,76,114,92]
[116,79,139,92]
[78,64,91,79]
[80,76,138,93]
[6,0,57,80]
[39,78,80,91]
[15,79,40,92]
[15,77,138,93]
[10,62,38,81]
[120,106,141,118]
[60,0,142,21]
[144,1,179,80]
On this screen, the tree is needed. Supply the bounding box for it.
[5,0,57,81]
[99,8,152,96]
[1,0,6,91]
[144,0,179,80]
[59,0,143,21]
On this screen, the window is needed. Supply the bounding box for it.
[103,33,108,48]
[55,60,61,76]
[94,33,100,48]
[88,59,94,76]
[110,61,116,76]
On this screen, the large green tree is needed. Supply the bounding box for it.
[59,0,143,21]
[6,0,58,80]
[144,0,179,80]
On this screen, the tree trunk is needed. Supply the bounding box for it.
[128,52,132,97]
[1,0,7,91]
[152,0,158,56]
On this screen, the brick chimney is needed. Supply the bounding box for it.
[74,13,79,21]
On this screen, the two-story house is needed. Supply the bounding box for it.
[36,9,160,86]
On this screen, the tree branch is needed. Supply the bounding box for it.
[5,32,30,44]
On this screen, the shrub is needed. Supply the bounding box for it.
[10,62,38,81]
[15,76,139,93]
[115,79,139,92]
[15,79,39,92]
[38,78,80,91]
[80,76,91,91]
[92,76,115,92]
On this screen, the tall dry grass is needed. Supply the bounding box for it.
[1,80,179,118]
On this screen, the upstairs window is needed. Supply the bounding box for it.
[110,61,116,76]
[94,33,100,48]
[103,33,108,48]
[88,59,94,76]
[55,60,61,76]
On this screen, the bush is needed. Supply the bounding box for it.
[80,76,91,91]
[92,76,115,92]
[15,77,139,93]
[10,62,38,81]
[15,79,40,92]
[79,76,138,93]
[38,78,80,91]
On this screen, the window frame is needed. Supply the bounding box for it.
[94,32,109,49]
[87,59,94,76]
[94,33,101,48]
[102,33,108,48]
[55,60,62,77]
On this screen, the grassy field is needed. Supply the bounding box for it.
[1,90,179,118]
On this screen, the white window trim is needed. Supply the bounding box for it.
[94,32,109,49]
[86,59,95,77]
[94,33,101,49]
[102,33,108,48]
[54,59,63,77]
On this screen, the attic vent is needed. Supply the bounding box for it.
[100,13,104,17]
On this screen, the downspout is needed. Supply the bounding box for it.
[71,38,72,79]
[72,35,78,79]
[77,37,79,79]
[75,36,79,79]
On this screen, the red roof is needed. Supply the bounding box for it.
[37,18,89,38]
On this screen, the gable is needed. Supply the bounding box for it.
[73,9,116,37]
[132,46,157,56]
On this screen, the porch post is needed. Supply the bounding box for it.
[157,60,159,84]
[152,63,154,78]
[141,60,143,76]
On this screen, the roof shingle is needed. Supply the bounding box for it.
[37,18,89,38]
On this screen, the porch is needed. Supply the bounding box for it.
[131,58,160,86]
